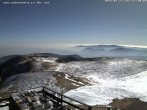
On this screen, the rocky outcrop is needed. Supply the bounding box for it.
[0,56,32,82]
[110,98,147,110]
[56,55,82,63]
[0,53,83,83]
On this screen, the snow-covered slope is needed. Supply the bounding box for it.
[54,58,147,105]
[0,72,59,92]
[1,55,147,106]
[56,58,147,78]
[64,70,147,105]
[58,58,147,105]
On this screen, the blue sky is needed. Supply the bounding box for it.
[0,0,147,56]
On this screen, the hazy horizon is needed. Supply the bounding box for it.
[0,44,147,58]
[0,0,147,57]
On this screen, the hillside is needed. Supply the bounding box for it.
[0,53,147,107]
[0,55,19,65]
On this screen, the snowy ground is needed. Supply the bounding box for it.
[0,72,60,92]
[61,59,147,105]
[1,57,147,106]
[64,70,147,105]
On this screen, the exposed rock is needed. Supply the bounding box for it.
[56,55,82,63]
[0,54,82,82]
[110,98,147,110]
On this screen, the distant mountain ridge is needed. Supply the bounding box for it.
[73,45,147,60]
[75,45,147,51]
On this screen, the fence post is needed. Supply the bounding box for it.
[42,86,46,98]
[61,95,63,106]
[42,86,44,92]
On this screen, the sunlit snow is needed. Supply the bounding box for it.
[1,57,147,106]
[55,58,147,105]
[65,70,147,105]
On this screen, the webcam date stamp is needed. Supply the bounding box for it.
[3,1,50,5]
[105,0,147,2]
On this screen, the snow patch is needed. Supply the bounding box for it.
[34,57,57,63]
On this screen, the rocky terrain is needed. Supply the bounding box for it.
[0,53,89,94]
[110,98,147,110]
[0,52,147,110]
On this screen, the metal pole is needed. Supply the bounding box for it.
[42,87,46,98]
[61,95,63,106]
